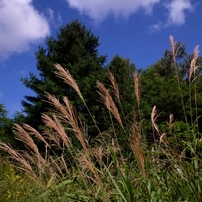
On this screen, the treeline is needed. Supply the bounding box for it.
[1,20,202,151]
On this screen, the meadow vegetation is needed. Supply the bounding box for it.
[0,29,201,201]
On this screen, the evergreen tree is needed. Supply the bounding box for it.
[22,20,107,136]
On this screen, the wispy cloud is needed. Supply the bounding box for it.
[66,0,194,30]
[46,7,63,28]
[0,0,50,60]
[149,21,162,32]
[150,0,193,31]
[166,0,193,26]
[66,0,160,23]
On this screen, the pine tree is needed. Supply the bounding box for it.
[22,20,107,135]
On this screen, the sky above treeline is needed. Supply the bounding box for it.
[0,0,201,117]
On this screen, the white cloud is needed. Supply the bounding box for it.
[0,0,50,60]
[66,0,160,23]
[66,0,194,31]
[166,0,193,26]
[46,7,63,27]
[46,7,54,22]
[149,21,162,32]
[149,0,193,32]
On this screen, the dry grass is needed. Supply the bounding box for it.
[130,124,145,178]
[54,63,101,135]
[188,43,200,125]
[97,81,124,129]
[133,71,140,108]
[44,73,105,192]
[13,124,46,171]
[169,35,176,64]
[22,123,49,147]
[54,63,84,102]
[189,45,199,84]
[44,92,89,154]
[42,113,72,148]
[77,150,104,188]
[0,141,37,178]
[107,70,120,103]
[151,106,160,138]
[0,63,143,188]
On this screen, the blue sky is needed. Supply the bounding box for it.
[0,0,201,117]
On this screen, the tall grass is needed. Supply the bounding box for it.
[0,36,201,201]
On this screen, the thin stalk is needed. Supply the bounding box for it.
[169,36,188,125]
[194,72,199,133]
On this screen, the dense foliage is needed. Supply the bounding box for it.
[0,104,13,146]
